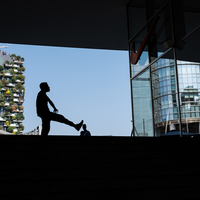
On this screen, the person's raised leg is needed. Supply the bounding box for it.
[50,112,83,131]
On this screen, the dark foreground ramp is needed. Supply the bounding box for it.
[0,136,200,200]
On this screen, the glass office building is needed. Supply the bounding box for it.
[127,0,200,136]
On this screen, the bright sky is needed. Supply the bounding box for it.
[0,43,132,136]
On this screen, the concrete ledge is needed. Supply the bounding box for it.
[0,136,200,199]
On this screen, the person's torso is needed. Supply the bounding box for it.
[36,91,50,116]
[81,130,91,136]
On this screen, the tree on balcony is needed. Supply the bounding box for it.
[1,113,6,119]
[7,79,12,84]
[5,60,10,64]
[16,74,25,81]
[10,94,14,101]
[6,120,9,126]
[5,106,12,111]
[15,56,21,60]
[10,69,15,75]
[5,90,10,96]
[11,75,16,83]
[5,112,9,116]
[16,83,25,93]
[0,94,6,102]
[2,78,7,86]
[16,113,24,120]
[16,82,21,88]
[0,65,4,73]
[2,71,5,77]
[11,105,16,112]
[19,123,24,130]
[18,66,25,72]
[5,117,10,123]
[17,68,22,73]
[10,54,16,59]
[7,126,14,133]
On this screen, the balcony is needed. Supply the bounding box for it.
[14,60,24,64]
[13,128,18,132]
[6,83,15,87]
[14,89,20,93]
[14,98,19,102]
[9,124,17,127]
[4,72,12,77]
[4,63,19,68]
[5,102,10,106]
[16,79,24,83]
[14,93,19,97]
[0,117,5,122]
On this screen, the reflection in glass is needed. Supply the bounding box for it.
[152,56,200,136]
[179,62,200,133]
[151,54,179,136]
[131,51,149,77]
[132,67,153,136]
[128,0,200,137]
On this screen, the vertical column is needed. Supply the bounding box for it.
[146,0,157,136]
[126,5,135,136]
[170,0,185,137]
[146,0,158,62]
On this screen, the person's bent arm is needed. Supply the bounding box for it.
[45,94,58,113]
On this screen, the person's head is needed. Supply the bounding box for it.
[40,82,50,92]
[82,124,87,130]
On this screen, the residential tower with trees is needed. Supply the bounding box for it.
[0,51,25,134]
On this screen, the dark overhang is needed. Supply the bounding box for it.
[0,0,200,52]
[0,0,130,50]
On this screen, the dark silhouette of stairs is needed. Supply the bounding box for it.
[0,135,200,200]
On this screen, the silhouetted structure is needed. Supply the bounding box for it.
[36,82,83,136]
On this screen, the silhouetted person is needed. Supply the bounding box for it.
[36,82,83,136]
[80,124,91,136]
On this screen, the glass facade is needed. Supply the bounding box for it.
[178,61,200,133]
[132,67,153,136]
[151,53,179,136]
[128,0,200,136]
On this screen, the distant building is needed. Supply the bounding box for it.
[128,1,200,137]
[22,126,41,135]
[0,51,25,134]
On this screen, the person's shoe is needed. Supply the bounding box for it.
[75,120,83,131]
